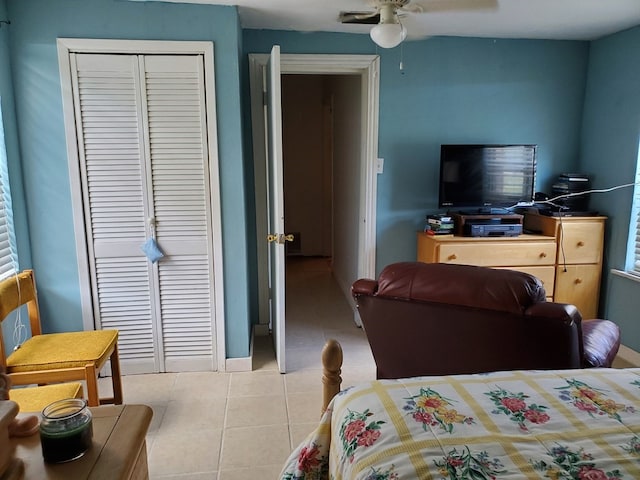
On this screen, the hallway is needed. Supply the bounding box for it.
[283,256,375,378]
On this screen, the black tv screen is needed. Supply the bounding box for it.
[438,144,537,211]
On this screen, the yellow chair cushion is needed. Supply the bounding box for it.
[7,330,118,372]
[9,383,84,413]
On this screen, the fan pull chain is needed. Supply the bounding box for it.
[399,42,405,74]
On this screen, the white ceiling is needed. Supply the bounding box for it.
[153,0,640,41]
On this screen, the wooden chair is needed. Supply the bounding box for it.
[9,383,84,413]
[0,270,123,407]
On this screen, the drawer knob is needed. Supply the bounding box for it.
[574,278,583,285]
[577,241,585,247]
[447,254,457,261]
[539,252,547,258]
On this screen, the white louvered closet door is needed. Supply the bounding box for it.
[71,53,216,374]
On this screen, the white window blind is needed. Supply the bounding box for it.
[629,162,640,274]
[0,101,18,281]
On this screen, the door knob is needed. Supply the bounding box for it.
[267,233,295,244]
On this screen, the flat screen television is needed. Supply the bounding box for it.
[438,144,537,212]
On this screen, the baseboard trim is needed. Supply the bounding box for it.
[224,330,254,372]
[334,273,361,327]
[613,344,640,368]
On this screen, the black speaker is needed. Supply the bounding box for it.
[551,173,591,211]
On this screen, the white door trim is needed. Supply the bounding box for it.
[57,38,226,371]
[248,53,380,327]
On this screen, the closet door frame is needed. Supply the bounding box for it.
[57,38,226,371]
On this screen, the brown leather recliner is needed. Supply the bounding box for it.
[352,262,621,379]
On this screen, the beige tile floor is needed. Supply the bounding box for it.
[101,256,376,479]
[99,257,635,479]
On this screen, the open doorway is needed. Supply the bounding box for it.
[248,53,380,371]
[282,75,334,262]
[282,74,372,370]
[281,74,363,286]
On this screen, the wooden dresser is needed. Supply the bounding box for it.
[523,213,606,319]
[417,213,606,318]
[1,401,19,480]
[417,232,557,299]
[3,404,152,480]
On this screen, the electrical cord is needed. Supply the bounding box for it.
[512,180,640,272]
[537,182,638,211]
[509,181,639,212]
[11,271,25,351]
[557,214,567,271]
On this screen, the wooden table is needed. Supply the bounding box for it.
[4,404,152,480]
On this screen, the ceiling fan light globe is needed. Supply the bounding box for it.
[370,23,406,48]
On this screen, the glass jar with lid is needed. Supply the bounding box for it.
[39,398,93,463]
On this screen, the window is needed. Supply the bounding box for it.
[0,101,18,280]
[626,145,640,275]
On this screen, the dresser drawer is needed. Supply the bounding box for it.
[554,264,602,319]
[437,241,556,267]
[495,265,555,294]
[559,222,604,264]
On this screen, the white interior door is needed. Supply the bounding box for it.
[67,52,217,374]
[248,54,380,330]
[142,55,217,373]
[266,45,286,373]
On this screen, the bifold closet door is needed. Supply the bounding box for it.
[70,53,217,374]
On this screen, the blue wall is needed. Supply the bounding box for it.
[3,0,623,360]
[244,31,589,271]
[2,0,252,357]
[580,26,640,350]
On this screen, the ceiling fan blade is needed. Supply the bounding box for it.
[402,4,425,14]
[399,14,431,40]
[409,0,498,13]
[339,11,381,24]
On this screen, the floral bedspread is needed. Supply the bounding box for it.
[279,368,640,479]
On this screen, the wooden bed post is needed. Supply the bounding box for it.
[321,339,343,414]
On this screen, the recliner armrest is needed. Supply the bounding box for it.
[581,320,621,368]
[352,279,378,297]
[524,302,580,324]
[523,302,583,368]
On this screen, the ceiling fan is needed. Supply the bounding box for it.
[340,0,498,48]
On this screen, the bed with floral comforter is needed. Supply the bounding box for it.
[280,367,640,479]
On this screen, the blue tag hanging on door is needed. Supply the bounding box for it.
[141,217,164,263]
[141,237,164,263]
